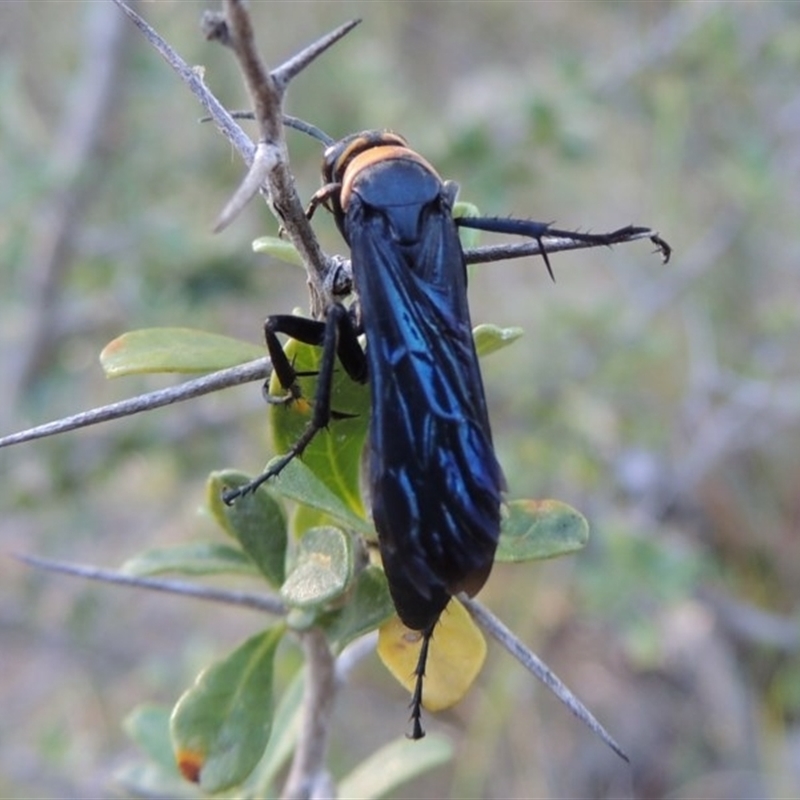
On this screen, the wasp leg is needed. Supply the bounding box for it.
[408,622,436,741]
[222,305,365,504]
[305,182,341,221]
[457,216,670,279]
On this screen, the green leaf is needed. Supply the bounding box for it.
[118,705,199,798]
[100,328,264,377]
[473,323,524,358]
[269,459,373,536]
[454,201,482,250]
[252,235,304,267]
[338,734,453,800]
[114,761,200,800]
[496,499,589,562]
[290,500,345,537]
[453,201,481,219]
[207,471,288,588]
[170,626,285,794]
[242,669,304,798]
[120,542,257,578]
[124,704,183,775]
[318,564,395,648]
[280,526,352,609]
[269,331,370,518]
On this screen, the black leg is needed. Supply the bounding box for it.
[409,622,436,741]
[222,304,365,504]
[263,314,327,406]
[456,217,666,279]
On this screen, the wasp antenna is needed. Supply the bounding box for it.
[273,19,361,88]
[282,115,334,146]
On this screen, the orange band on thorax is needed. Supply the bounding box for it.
[340,145,440,208]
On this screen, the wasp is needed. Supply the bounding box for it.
[224,126,670,738]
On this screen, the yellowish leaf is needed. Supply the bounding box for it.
[377,598,486,712]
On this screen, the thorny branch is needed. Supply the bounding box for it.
[461,595,628,762]
[111,0,350,317]
[111,0,255,163]
[200,5,360,796]
[16,553,286,616]
[201,1,358,316]
[17,548,627,768]
[0,359,269,450]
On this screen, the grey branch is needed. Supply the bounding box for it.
[273,20,360,90]
[112,0,256,163]
[206,2,359,318]
[461,595,629,763]
[94,5,655,783]
[281,628,337,800]
[16,553,286,616]
[0,358,268,449]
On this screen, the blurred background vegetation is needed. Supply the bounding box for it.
[2,1,799,798]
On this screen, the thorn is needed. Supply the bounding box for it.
[537,236,556,282]
[272,19,361,89]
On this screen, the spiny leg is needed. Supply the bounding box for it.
[409,622,437,741]
[222,304,363,504]
[456,216,670,278]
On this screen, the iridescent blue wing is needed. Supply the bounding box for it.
[347,189,505,630]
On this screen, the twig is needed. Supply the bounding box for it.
[206,1,359,317]
[201,8,362,795]
[86,7,658,784]
[15,553,286,616]
[281,628,337,800]
[0,358,269,450]
[461,595,629,763]
[112,0,256,164]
